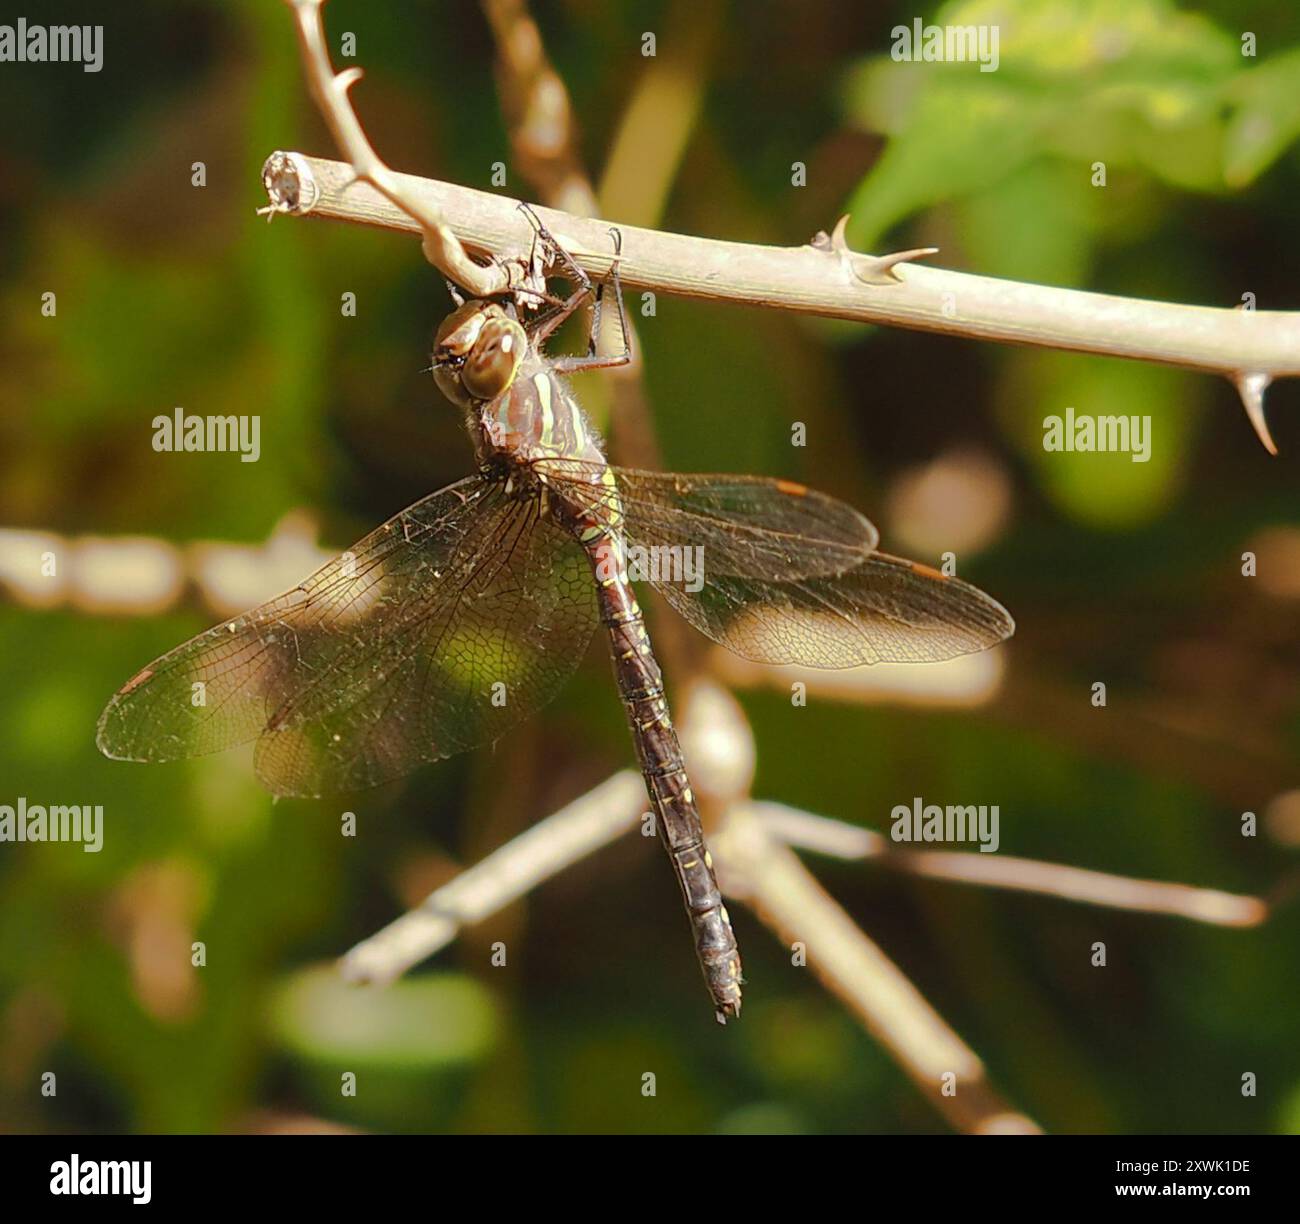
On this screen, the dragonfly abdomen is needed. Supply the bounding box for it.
[582,528,743,1022]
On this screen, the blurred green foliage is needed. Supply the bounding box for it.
[0,0,1298,1135]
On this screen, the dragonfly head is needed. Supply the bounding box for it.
[431,300,528,407]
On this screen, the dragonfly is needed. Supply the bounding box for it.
[97,212,1014,1023]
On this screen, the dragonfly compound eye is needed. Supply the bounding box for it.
[431,303,525,405]
[461,316,527,401]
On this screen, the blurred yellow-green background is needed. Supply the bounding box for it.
[1,0,1299,1134]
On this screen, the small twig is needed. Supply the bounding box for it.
[269,0,514,298]
[712,804,1042,1134]
[339,771,646,985]
[261,152,1300,450]
[751,802,1268,927]
[679,682,1037,1133]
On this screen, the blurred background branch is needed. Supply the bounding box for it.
[754,801,1266,925]
[341,771,646,986]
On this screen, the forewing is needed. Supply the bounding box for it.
[649,551,1015,667]
[253,499,596,796]
[98,476,598,795]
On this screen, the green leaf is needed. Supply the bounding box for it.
[1223,46,1300,186]
[839,0,1300,246]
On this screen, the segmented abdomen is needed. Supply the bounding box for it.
[578,505,743,1021]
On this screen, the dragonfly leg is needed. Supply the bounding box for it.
[512,203,596,343]
[527,285,593,345]
[518,201,592,289]
[547,227,631,375]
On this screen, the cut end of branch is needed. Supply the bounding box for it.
[259,150,321,218]
[338,937,411,987]
[337,949,384,987]
[1232,369,1278,454]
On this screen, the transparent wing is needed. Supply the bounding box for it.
[647,550,1015,667]
[535,462,1011,666]
[98,476,598,796]
[541,462,878,580]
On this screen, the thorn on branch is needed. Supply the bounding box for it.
[809,215,939,286]
[1232,369,1278,454]
[335,66,364,92]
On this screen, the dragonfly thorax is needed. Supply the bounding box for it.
[431,299,528,408]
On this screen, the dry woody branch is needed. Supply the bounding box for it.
[261,151,1300,453]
